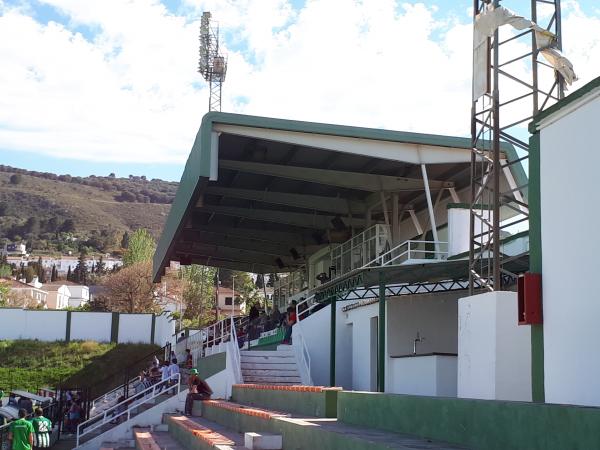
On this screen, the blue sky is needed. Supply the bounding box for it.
[1,0,599,182]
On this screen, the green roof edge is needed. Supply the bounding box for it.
[529,75,600,133]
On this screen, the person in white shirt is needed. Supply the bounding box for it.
[167,358,180,394]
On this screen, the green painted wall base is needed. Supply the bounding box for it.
[338,391,600,450]
[197,401,427,450]
[231,386,338,418]
[196,351,226,380]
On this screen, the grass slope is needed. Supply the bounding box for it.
[0,340,160,397]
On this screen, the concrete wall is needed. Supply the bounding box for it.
[386,292,459,357]
[539,90,600,406]
[0,309,67,341]
[294,302,352,388]
[70,312,112,342]
[457,291,531,401]
[0,309,175,344]
[118,313,153,343]
[343,302,379,391]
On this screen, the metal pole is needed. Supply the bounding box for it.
[421,164,440,255]
[492,1,501,290]
[377,272,386,392]
[329,295,336,387]
[232,276,235,319]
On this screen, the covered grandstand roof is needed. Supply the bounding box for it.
[153,112,524,281]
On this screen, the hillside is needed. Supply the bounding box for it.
[0,166,177,254]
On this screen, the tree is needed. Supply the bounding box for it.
[0,281,8,307]
[60,219,75,233]
[123,229,155,267]
[121,231,130,249]
[266,273,279,287]
[75,251,88,284]
[100,261,157,313]
[96,256,106,275]
[9,173,22,184]
[36,256,46,283]
[66,266,72,281]
[108,173,116,178]
[51,265,58,282]
[0,202,7,216]
[178,265,217,327]
[24,266,35,283]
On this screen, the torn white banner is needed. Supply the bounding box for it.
[473,5,577,100]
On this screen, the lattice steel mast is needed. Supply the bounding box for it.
[199,12,227,112]
[469,0,566,293]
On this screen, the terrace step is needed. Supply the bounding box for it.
[240,348,301,385]
[164,414,246,449]
[199,398,467,449]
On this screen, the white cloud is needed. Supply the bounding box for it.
[0,1,599,164]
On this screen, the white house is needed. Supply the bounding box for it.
[216,287,244,317]
[44,284,71,310]
[7,279,48,307]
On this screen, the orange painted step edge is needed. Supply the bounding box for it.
[233,383,343,393]
[203,400,289,419]
[168,415,235,446]
[134,431,162,450]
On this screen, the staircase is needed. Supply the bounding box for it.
[240,345,301,385]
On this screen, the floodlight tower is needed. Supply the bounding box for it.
[198,12,227,112]
[469,0,569,293]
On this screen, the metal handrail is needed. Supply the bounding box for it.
[76,373,181,447]
[229,316,243,384]
[90,376,141,414]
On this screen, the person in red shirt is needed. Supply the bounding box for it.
[184,369,212,416]
[282,305,296,344]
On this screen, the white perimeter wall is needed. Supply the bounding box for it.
[458,291,531,401]
[293,302,352,388]
[119,314,152,343]
[0,309,174,344]
[70,312,112,342]
[539,89,600,406]
[0,309,67,341]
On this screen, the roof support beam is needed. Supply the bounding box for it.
[184,225,317,246]
[219,160,454,192]
[174,246,298,270]
[203,186,366,215]
[175,253,279,273]
[178,231,318,259]
[200,205,365,229]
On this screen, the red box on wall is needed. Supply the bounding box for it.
[518,273,542,325]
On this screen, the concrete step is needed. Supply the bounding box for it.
[243,375,301,383]
[164,414,246,449]
[240,349,293,357]
[241,355,296,364]
[150,430,186,449]
[241,362,297,370]
[200,400,467,450]
[242,369,300,377]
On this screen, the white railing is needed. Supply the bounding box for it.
[330,224,391,280]
[296,294,318,322]
[294,328,313,385]
[76,373,181,447]
[229,316,243,384]
[369,239,448,267]
[89,376,141,416]
[176,315,247,361]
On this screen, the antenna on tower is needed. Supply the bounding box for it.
[198,12,227,112]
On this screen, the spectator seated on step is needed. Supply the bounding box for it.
[184,369,212,416]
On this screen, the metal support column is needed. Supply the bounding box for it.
[377,272,386,392]
[329,294,337,387]
[421,164,440,255]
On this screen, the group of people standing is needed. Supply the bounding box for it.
[7,408,52,450]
